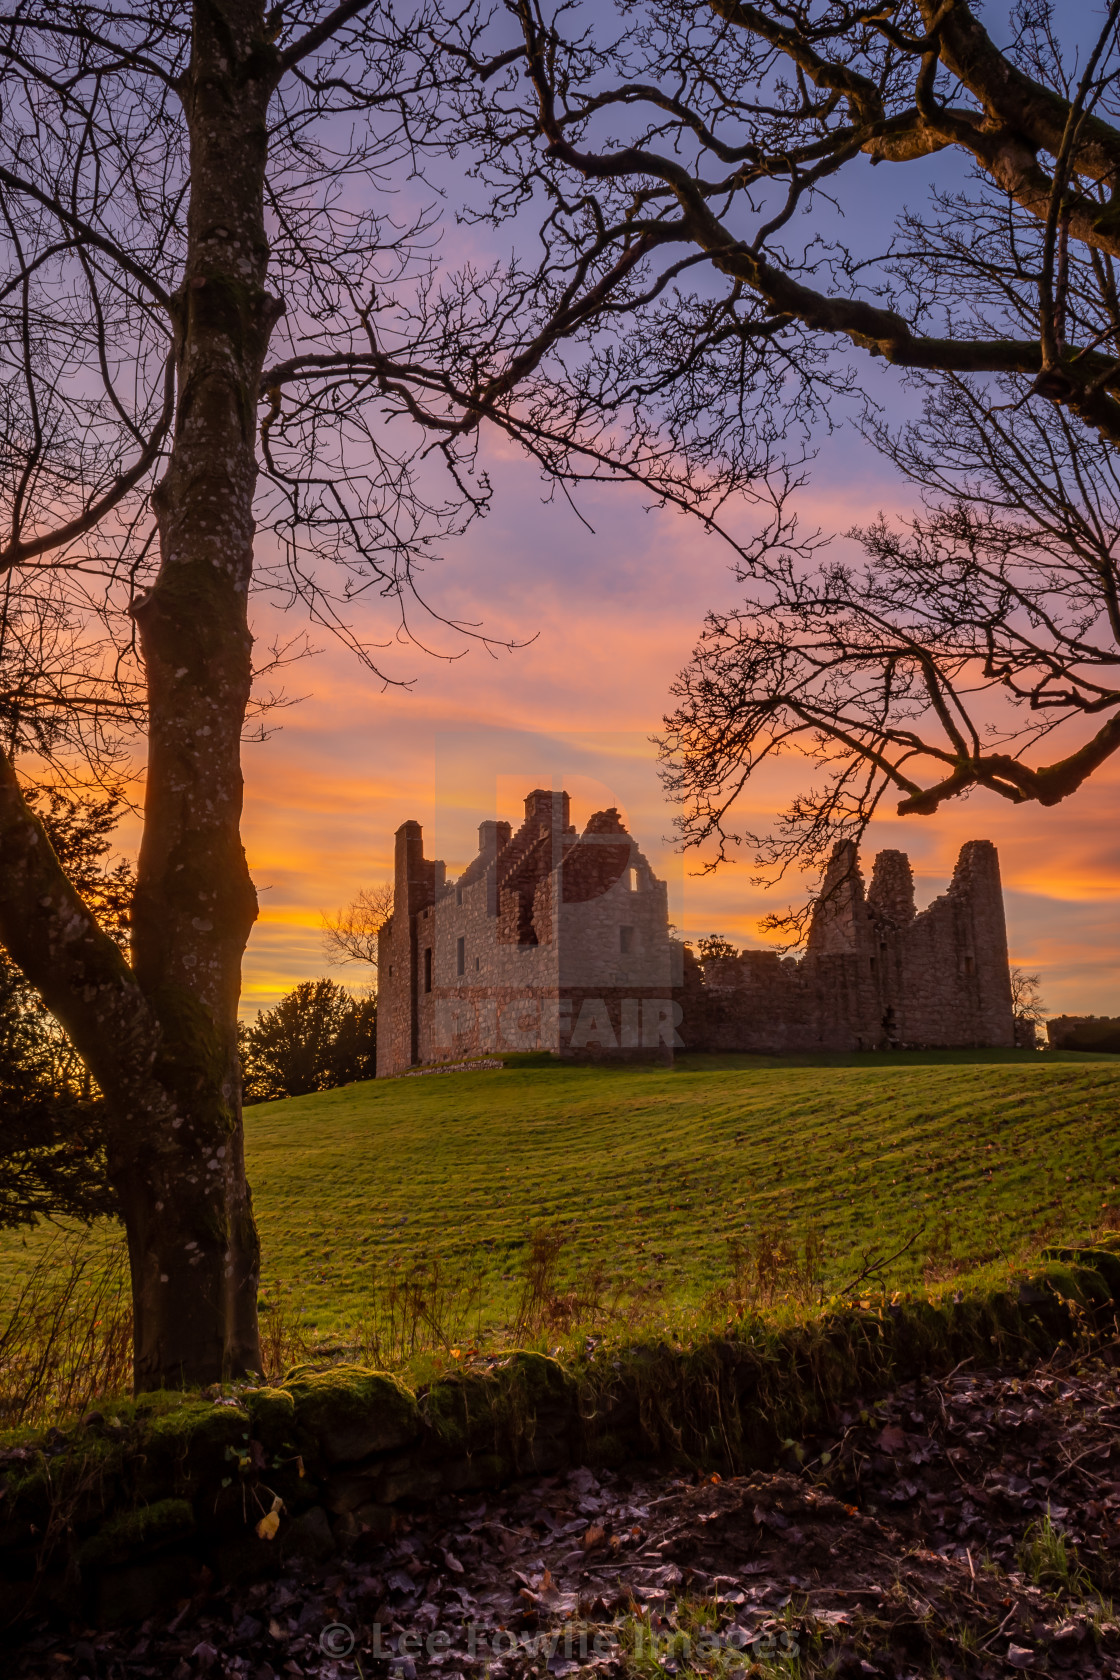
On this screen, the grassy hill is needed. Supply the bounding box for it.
[243,1049,1120,1336]
[4,1049,1119,1372]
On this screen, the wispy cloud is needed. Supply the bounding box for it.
[235,435,1120,1019]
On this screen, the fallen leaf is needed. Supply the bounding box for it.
[256,1493,284,1541]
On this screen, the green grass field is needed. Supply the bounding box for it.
[242,1048,1120,1334]
[4,1050,1119,1360]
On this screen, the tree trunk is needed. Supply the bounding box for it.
[0,0,285,1390]
[122,0,282,1387]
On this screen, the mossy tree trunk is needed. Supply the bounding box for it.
[121,0,281,1389]
[0,0,284,1389]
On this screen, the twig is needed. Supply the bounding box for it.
[978,1604,1018,1653]
[834,1227,925,1299]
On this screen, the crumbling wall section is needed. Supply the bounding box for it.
[888,841,1014,1048]
[682,839,1014,1055]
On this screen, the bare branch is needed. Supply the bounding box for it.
[322,881,393,970]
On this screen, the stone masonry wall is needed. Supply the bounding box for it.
[377,792,682,1072]
[682,839,1015,1054]
[377,799,1015,1073]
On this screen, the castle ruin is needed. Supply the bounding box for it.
[681,836,1016,1054]
[375,788,1016,1075]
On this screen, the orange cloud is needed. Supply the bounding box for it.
[228,437,1120,1021]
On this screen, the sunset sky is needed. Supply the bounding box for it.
[230,413,1120,1023]
[166,25,1118,1027]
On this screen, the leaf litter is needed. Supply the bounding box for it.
[14,1352,1120,1677]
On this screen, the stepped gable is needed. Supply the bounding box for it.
[496,789,575,945]
[456,818,511,893]
[561,807,633,903]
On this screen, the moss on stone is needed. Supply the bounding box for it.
[76,1497,195,1571]
[420,1350,575,1464]
[1043,1245,1120,1302]
[286,1366,419,1466]
[138,1400,250,1495]
[1031,1258,1113,1312]
[246,1386,296,1450]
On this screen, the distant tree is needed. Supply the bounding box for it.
[697,934,739,966]
[1049,1015,1120,1054]
[0,789,132,1227]
[0,960,117,1227]
[330,993,379,1085]
[243,980,376,1102]
[1011,968,1048,1025]
[323,884,394,976]
[1009,966,1049,1050]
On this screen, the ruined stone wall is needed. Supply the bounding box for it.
[417,862,560,1062]
[378,801,1014,1073]
[375,915,407,1076]
[419,811,680,1063]
[679,839,1014,1054]
[376,821,440,1078]
[552,811,679,1057]
[686,949,877,1054]
[379,791,682,1071]
[888,842,1014,1048]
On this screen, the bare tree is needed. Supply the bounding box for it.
[0,0,786,1391]
[1010,967,1048,1024]
[1010,965,1047,1049]
[323,883,394,973]
[660,382,1120,887]
[447,0,1120,445]
[435,0,1120,832]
